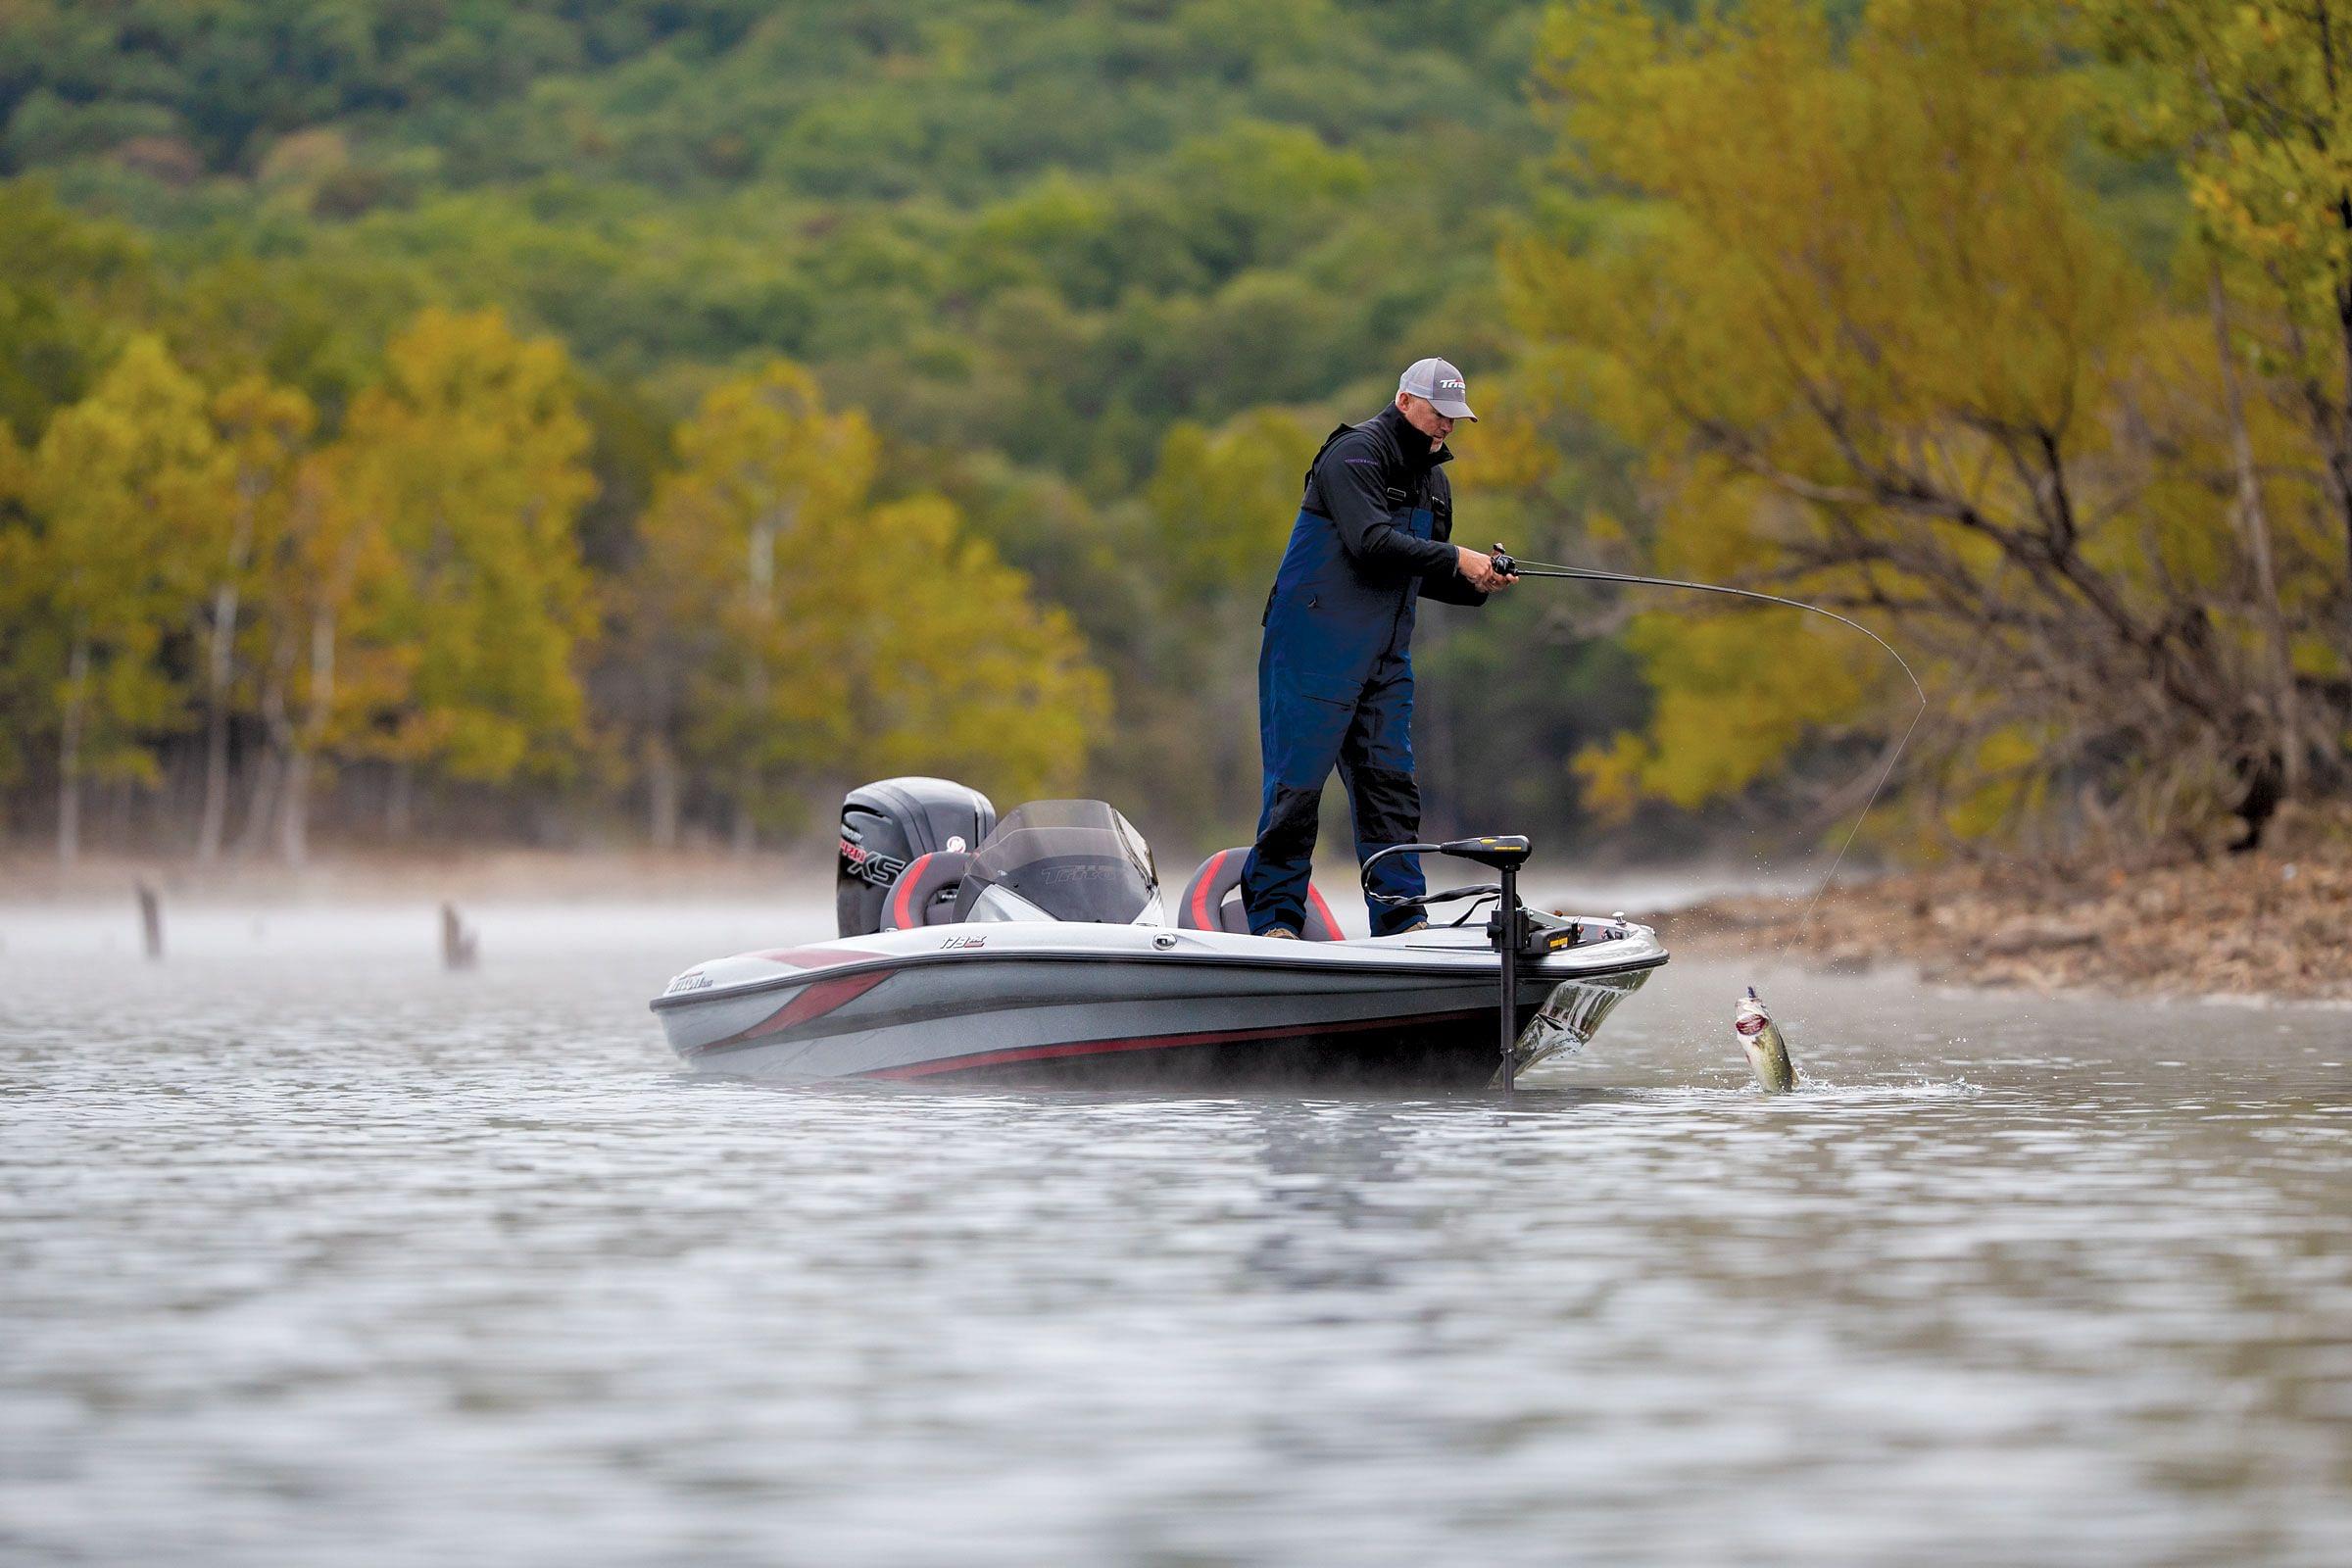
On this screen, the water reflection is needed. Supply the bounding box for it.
[0,905,2347,1566]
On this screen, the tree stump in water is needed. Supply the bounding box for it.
[440,904,478,971]
[136,883,163,961]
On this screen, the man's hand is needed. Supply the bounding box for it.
[1456,546,1518,593]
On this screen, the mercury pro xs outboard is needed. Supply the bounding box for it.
[651,777,1666,1089]
[835,775,997,936]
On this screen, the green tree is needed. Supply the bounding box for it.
[0,181,150,444]
[1130,408,1321,832]
[24,335,221,861]
[1144,410,1322,607]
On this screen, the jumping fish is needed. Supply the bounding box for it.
[1733,987,1797,1095]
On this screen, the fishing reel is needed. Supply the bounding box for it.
[1489,542,1519,578]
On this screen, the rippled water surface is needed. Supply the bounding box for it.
[3,898,2348,1566]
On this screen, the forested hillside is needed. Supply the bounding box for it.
[3,0,1624,860]
[5,2,1538,469]
[3,1,2345,868]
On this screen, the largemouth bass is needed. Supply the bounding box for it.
[1733,986,1797,1095]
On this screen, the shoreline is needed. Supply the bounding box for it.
[9,843,2346,1008]
[0,846,834,905]
[1650,846,2352,1006]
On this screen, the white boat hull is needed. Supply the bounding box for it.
[652,920,1666,1087]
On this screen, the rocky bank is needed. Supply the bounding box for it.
[1654,842,2352,1004]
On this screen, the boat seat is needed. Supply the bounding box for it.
[883,851,972,930]
[1176,848,1344,940]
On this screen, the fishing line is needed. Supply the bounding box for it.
[1494,553,1927,918]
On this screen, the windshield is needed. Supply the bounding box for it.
[953,800,1163,925]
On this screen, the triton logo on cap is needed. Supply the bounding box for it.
[1398,357,1478,420]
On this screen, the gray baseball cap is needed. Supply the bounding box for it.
[1397,357,1477,420]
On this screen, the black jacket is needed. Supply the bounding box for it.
[1299,404,1486,605]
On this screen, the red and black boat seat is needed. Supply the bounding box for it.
[1176,848,1343,940]
[882,851,972,930]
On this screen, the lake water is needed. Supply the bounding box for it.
[2,896,2348,1566]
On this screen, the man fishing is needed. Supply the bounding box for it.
[1241,357,1517,939]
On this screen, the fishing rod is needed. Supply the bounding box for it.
[1487,546,1927,918]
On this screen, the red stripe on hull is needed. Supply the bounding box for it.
[863,1005,1493,1080]
[711,969,894,1050]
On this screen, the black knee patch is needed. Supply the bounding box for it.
[1350,766,1420,846]
[1259,784,1324,858]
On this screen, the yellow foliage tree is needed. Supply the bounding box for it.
[195,373,314,861]
[257,451,409,865]
[327,308,596,822]
[2087,1,2352,616]
[1519,0,2346,857]
[629,361,1104,841]
[0,426,36,794]
[24,336,224,861]
[849,495,1108,803]
[630,360,876,845]
[1577,610,1865,814]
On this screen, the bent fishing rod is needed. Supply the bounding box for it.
[1486,546,1927,917]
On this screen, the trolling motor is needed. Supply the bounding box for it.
[1361,835,1585,1095]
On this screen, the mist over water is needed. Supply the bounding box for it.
[3,899,2348,1566]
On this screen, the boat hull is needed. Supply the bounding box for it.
[652,922,1665,1089]
[867,1004,1559,1089]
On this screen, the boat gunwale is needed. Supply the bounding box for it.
[649,941,1669,1014]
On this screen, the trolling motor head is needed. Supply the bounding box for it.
[1435,833,1530,870]
[1357,835,1558,951]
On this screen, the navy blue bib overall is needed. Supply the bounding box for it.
[1240,458,1436,937]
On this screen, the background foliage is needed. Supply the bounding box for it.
[1,0,2343,867]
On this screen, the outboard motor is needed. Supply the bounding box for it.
[837,776,998,936]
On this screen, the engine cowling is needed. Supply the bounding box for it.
[835,777,998,936]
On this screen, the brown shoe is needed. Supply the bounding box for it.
[1399,920,1431,933]
[1258,926,1300,940]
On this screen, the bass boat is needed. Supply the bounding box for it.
[651,780,1667,1089]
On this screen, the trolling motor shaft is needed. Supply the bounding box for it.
[1363,834,1581,1095]
[1488,843,1525,1095]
